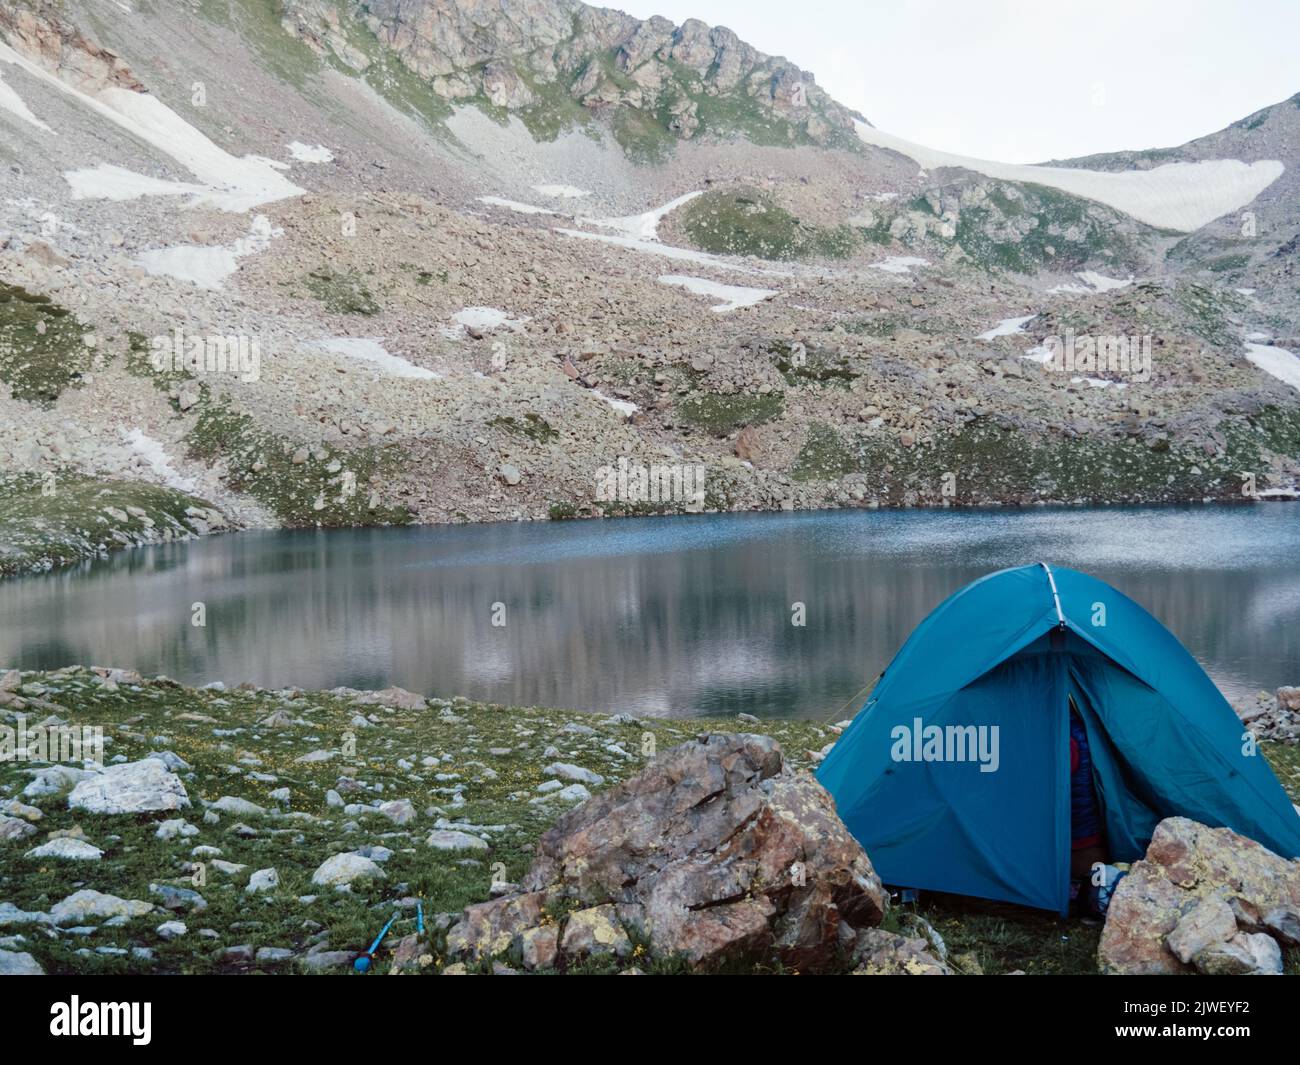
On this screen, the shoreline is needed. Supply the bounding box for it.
[2,481,1295,583]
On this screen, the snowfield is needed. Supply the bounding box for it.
[588,191,704,241]
[136,215,280,289]
[287,142,333,163]
[0,40,302,212]
[1244,343,1300,393]
[854,120,1283,232]
[657,275,777,312]
[977,315,1037,340]
[121,428,196,492]
[0,65,53,133]
[305,338,440,380]
[478,196,556,216]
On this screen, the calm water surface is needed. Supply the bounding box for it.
[1,505,1297,718]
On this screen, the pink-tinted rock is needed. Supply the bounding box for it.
[1099,817,1300,975]
[444,733,887,972]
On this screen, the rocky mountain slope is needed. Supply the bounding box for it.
[0,0,1298,573]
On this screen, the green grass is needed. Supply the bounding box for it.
[0,283,91,405]
[3,668,1294,976]
[680,187,859,261]
[1205,254,1250,274]
[785,407,1300,505]
[489,414,560,443]
[1174,281,1248,349]
[770,341,860,387]
[186,403,411,526]
[0,669,831,975]
[612,106,678,165]
[792,423,858,481]
[0,473,216,578]
[300,268,380,316]
[675,391,784,435]
[953,183,1138,275]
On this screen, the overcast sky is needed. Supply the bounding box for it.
[620,0,1300,162]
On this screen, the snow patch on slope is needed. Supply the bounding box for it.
[1244,342,1300,392]
[440,307,529,338]
[557,227,762,273]
[0,40,302,212]
[853,120,1282,232]
[121,428,196,492]
[306,337,440,380]
[0,65,53,133]
[1049,271,1134,295]
[287,142,333,163]
[588,191,703,241]
[869,256,929,275]
[658,275,776,312]
[977,315,1036,340]
[591,390,638,417]
[478,196,555,216]
[136,214,280,289]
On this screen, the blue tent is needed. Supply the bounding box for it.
[816,563,1300,915]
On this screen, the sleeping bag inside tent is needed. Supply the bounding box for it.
[815,563,1300,916]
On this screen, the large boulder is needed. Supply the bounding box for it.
[444,733,887,973]
[67,759,190,814]
[1099,817,1300,975]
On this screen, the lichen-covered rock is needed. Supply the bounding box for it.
[519,925,560,971]
[444,733,886,973]
[1194,932,1282,975]
[560,904,631,962]
[388,932,433,974]
[425,829,488,851]
[1099,817,1300,975]
[1166,896,1237,964]
[850,928,953,975]
[444,891,548,961]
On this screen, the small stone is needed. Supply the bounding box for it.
[211,796,266,817]
[310,852,385,887]
[426,829,489,851]
[25,838,103,861]
[543,762,605,786]
[378,799,416,825]
[155,819,198,840]
[245,868,280,894]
